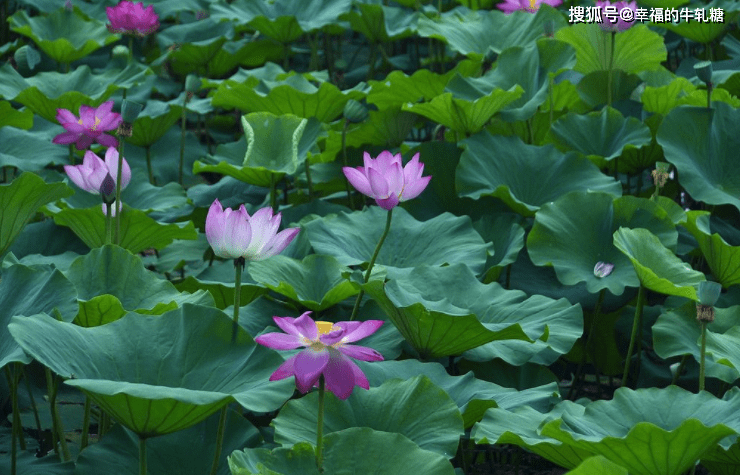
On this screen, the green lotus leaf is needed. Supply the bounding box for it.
[547,107,651,163]
[0,450,73,475]
[527,193,677,294]
[9,7,119,64]
[540,386,740,475]
[64,245,213,317]
[402,80,523,135]
[417,6,567,59]
[653,302,740,384]
[356,359,559,429]
[75,294,128,328]
[341,2,418,42]
[75,409,260,475]
[362,265,533,359]
[641,76,696,115]
[556,24,666,74]
[613,227,704,300]
[175,261,267,311]
[8,305,294,438]
[52,206,196,254]
[567,456,628,475]
[273,376,463,458]
[657,103,740,213]
[229,427,456,475]
[456,132,621,216]
[704,326,740,376]
[0,172,73,260]
[194,113,320,187]
[0,101,33,130]
[127,100,183,149]
[0,126,68,172]
[474,213,525,282]
[0,264,77,368]
[473,402,592,469]
[155,17,233,68]
[247,254,356,311]
[211,75,366,123]
[683,211,740,288]
[655,0,740,43]
[701,439,740,475]
[303,206,489,279]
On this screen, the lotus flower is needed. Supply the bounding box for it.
[255,312,384,400]
[343,151,431,210]
[106,1,160,36]
[205,200,300,261]
[64,147,130,194]
[53,101,122,150]
[596,0,637,32]
[497,0,562,14]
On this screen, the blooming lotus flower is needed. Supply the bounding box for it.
[497,0,562,14]
[343,151,431,210]
[596,0,637,32]
[106,1,159,36]
[255,312,384,400]
[53,101,122,150]
[64,148,131,194]
[205,200,300,260]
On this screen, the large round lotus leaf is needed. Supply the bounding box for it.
[653,302,740,384]
[416,6,567,59]
[0,101,32,130]
[63,245,213,325]
[546,107,652,163]
[211,75,366,123]
[656,0,740,43]
[127,100,183,149]
[175,261,267,311]
[273,376,463,458]
[704,326,740,378]
[613,227,705,300]
[567,456,628,475]
[0,172,73,260]
[340,3,418,43]
[0,126,69,172]
[456,132,621,216]
[556,24,666,75]
[9,8,119,64]
[52,206,197,254]
[362,265,532,359]
[247,254,357,311]
[401,80,523,136]
[474,213,526,280]
[527,192,677,294]
[229,427,456,475]
[8,305,294,438]
[701,440,740,475]
[659,102,740,211]
[75,408,260,475]
[156,17,233,65]
[356,359,559,429]
[0,264,77,368]
[303,206,489,279]
[683,211,740,288]
[540,386,740,475]
[473,402,591,470]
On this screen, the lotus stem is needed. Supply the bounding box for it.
[568,288,606,399]
[115,139,125,245]
[22,366,42,442]
[139,436,147,475]
[105,202,113,245]
[270,175,277,213]
[607,31,615,108]
[5,365,20,475]
[341,119,354,210]
[46,368,70,461]
[316,375,326,472]
[548,76,554,129]
[128,36,134,64]
[622,285,645,388]
[349,208,393,321]
[208,405,228,475]
[707,82,713,110]
[699,321,708,391]
[80,396,92,451]
[232,257,245,343]
[179,100,187,186]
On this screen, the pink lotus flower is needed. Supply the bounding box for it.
[497,0,562,14]
[205,200,300,260]
[343,151,431,210]
[106,1,159,36]
[255,312,384,400]
[53,101,122,150]
[64,147,131,194]
[596,0,637,32]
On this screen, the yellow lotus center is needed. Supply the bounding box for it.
[78,116,102,131]
[316,321,339,335]
[529,0,537,9]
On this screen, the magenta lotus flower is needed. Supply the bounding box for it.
[497,0,562,14]
[106,1,159,36]
[64,147,131,194]
[343,151,431,210]
[53,101,122,150]
[205,200,300,260]
[255,312,384,400]
[596,0,637,32]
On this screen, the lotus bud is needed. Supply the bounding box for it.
[343,100,368,123]
[694,61,713,85]
[111,45,130,69]
[100,173,117,205]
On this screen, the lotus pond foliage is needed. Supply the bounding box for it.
[1,0,740,474]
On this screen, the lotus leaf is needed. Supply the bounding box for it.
[683,211,740,288]
[0,101,33,130]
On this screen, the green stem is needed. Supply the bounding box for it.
[47,370,70,461]
[128,36,134,64]
[179,94,188,186]
[548,75,554,129]
[45,368,59,458]
[341,119,354,210]
[105,202,112,245]
[305,159,314,200]
[80,397,92,451]
[145,145,154,185]
[568,288,606,400]
[209,406,228,475]
[232,257,245,342]
[270,175,277,212]
[707,83,713,110]
[316,375,325,472]
[22,366,42,443]
[699,321,708,391]
[607,31,615,108]
[139,437,147,475]
[115,139,125,245]
[6,366,19,475]
[349,208,393,321]
[622,285,645,388]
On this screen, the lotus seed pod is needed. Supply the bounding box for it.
[694,61,713,85]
